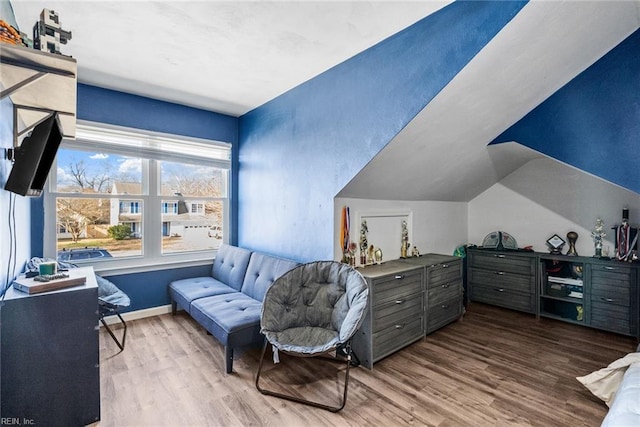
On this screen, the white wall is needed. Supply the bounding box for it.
[334,197,467,264]
[469,158,640,256]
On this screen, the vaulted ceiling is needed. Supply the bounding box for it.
[9,1,640,201]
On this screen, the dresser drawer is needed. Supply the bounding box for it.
[469,251,535,275]
[469,283,535,313]
[426,296,462,333]
[371,270,422,307]
[591,287,630,307]
[373,294,423,333]
[427,281,461,306]
[469,268,533,294]
[592,265,632,287]
[372,315,423,362]
[427,261,462,288]
[591,300,631,335]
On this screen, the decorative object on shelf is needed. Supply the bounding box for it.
[571,264,583,279]
[400,220,409,258]
[566,231,578,256]
[481,231,518,250]
[339,206,350,264]
[546,234,566,254]
[347,242,357,266]
[359,220,368,265]
[613,208,638,262]
[33,9,72,55]
[368,245,375,264]
[591,218,607,258]
[411,245,420,257]
[374,247,383,263]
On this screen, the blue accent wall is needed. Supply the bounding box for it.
[77,84,238,142]
[238,1,527,261]
[491,28,640,194]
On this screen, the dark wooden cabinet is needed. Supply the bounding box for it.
[353,254,464,369]
[468,247,640,338]
[467,249,537,314]
[352,261,424,369]
[399,254,463,334]
[0,268,100,426]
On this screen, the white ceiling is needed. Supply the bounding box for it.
[10,0,451,116]
[8,1,640,202]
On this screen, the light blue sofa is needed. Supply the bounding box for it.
[169,244,299,373]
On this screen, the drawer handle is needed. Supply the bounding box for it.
[601,297,615,303]
[495,288,505,292]
[442,264,449,268]
[494,254,506,258]
[496,271,505,276]
[441,304,449,309]
[441,284,449,288]
[394,323,405,329]
[394,299,405,305]
[602,266,615,271]
[394,275,405,280]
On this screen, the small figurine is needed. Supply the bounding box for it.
[591,218,606,258]
[400,220,409,258]
[411,246,420,257]
[360,220,368,265]
[33,9,72,55]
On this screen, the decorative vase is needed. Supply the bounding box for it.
[566,231,578,256]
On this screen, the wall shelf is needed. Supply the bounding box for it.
[0,43,77,145]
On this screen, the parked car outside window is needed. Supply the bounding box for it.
[57,247,113,262]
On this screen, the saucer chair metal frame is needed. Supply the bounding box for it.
[96,275,130,354]
[255,261,369,412]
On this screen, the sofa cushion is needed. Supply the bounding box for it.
[169,277,236,314]
[212,244,252,291]
[240,252,299,302]
[191,293,263,347]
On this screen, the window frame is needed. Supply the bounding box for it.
[43,120,231,275]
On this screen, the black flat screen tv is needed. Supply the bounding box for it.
[4,113,62,197]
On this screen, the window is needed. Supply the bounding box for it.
[44,121,231,270]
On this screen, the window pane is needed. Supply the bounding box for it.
[56,197,143,261]
[56,148,142,194]
[162,201,224,254]
[160,161,225,197]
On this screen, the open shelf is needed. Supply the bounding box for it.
[0,43,77,144]
[540,258,585,321]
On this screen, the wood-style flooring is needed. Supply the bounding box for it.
[97,303,637,426]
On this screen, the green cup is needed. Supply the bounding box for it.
[39,262,56,276]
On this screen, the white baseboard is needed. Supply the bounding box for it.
[100,304,172,325]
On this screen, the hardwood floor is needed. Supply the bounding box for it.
[97,303,637,426]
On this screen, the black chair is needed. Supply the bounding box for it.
[255,261,369,412]
[97,275,130,353]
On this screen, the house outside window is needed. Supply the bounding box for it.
[44,121,231,270]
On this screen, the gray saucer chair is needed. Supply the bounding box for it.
[255,261,369,412]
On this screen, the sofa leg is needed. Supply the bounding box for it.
[171,300,177,315]
[226,347,233,374]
